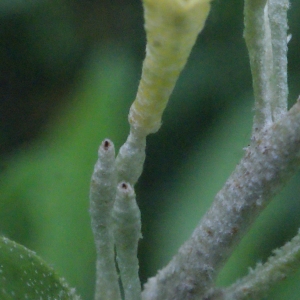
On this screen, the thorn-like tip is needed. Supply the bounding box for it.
[118,182,135,196]
[103,139,111,150]
[121,182,128,189]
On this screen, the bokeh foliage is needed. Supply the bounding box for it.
[1,0,300,299]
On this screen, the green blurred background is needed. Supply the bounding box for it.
[1,0,300,299]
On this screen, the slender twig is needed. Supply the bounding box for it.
[142,99,300,300]
[90,140,121,300]
[115,132,146,186]
[116,0,212,197]
[109,2,212,299]
[206,229,300,300]
[244,0,273,136]
[268,0,289,120]
[90,1,296,300]
[112,182,142,300]
[129,0,211,136]
[142,2,295,298]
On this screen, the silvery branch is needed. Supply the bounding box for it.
[89,0,300,300]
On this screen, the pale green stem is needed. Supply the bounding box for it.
[268,0,289,120]
[113,2,212,298]
[207,229,300,300]
[90,140,121,300]
[112,182,142,300]
[115,131,146,186]
[142,100,300,300]
[244,0,273,136]
[116,0,212,185]
[129,0,211,136]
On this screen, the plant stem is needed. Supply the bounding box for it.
[112,182,142,300]
[269,0,289,120]
[208,229,300,300]
[115,132,146,186]
[90,140,121,300]
[129,0,211,136]
[142,99,300,300]
[244,0,273,136]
